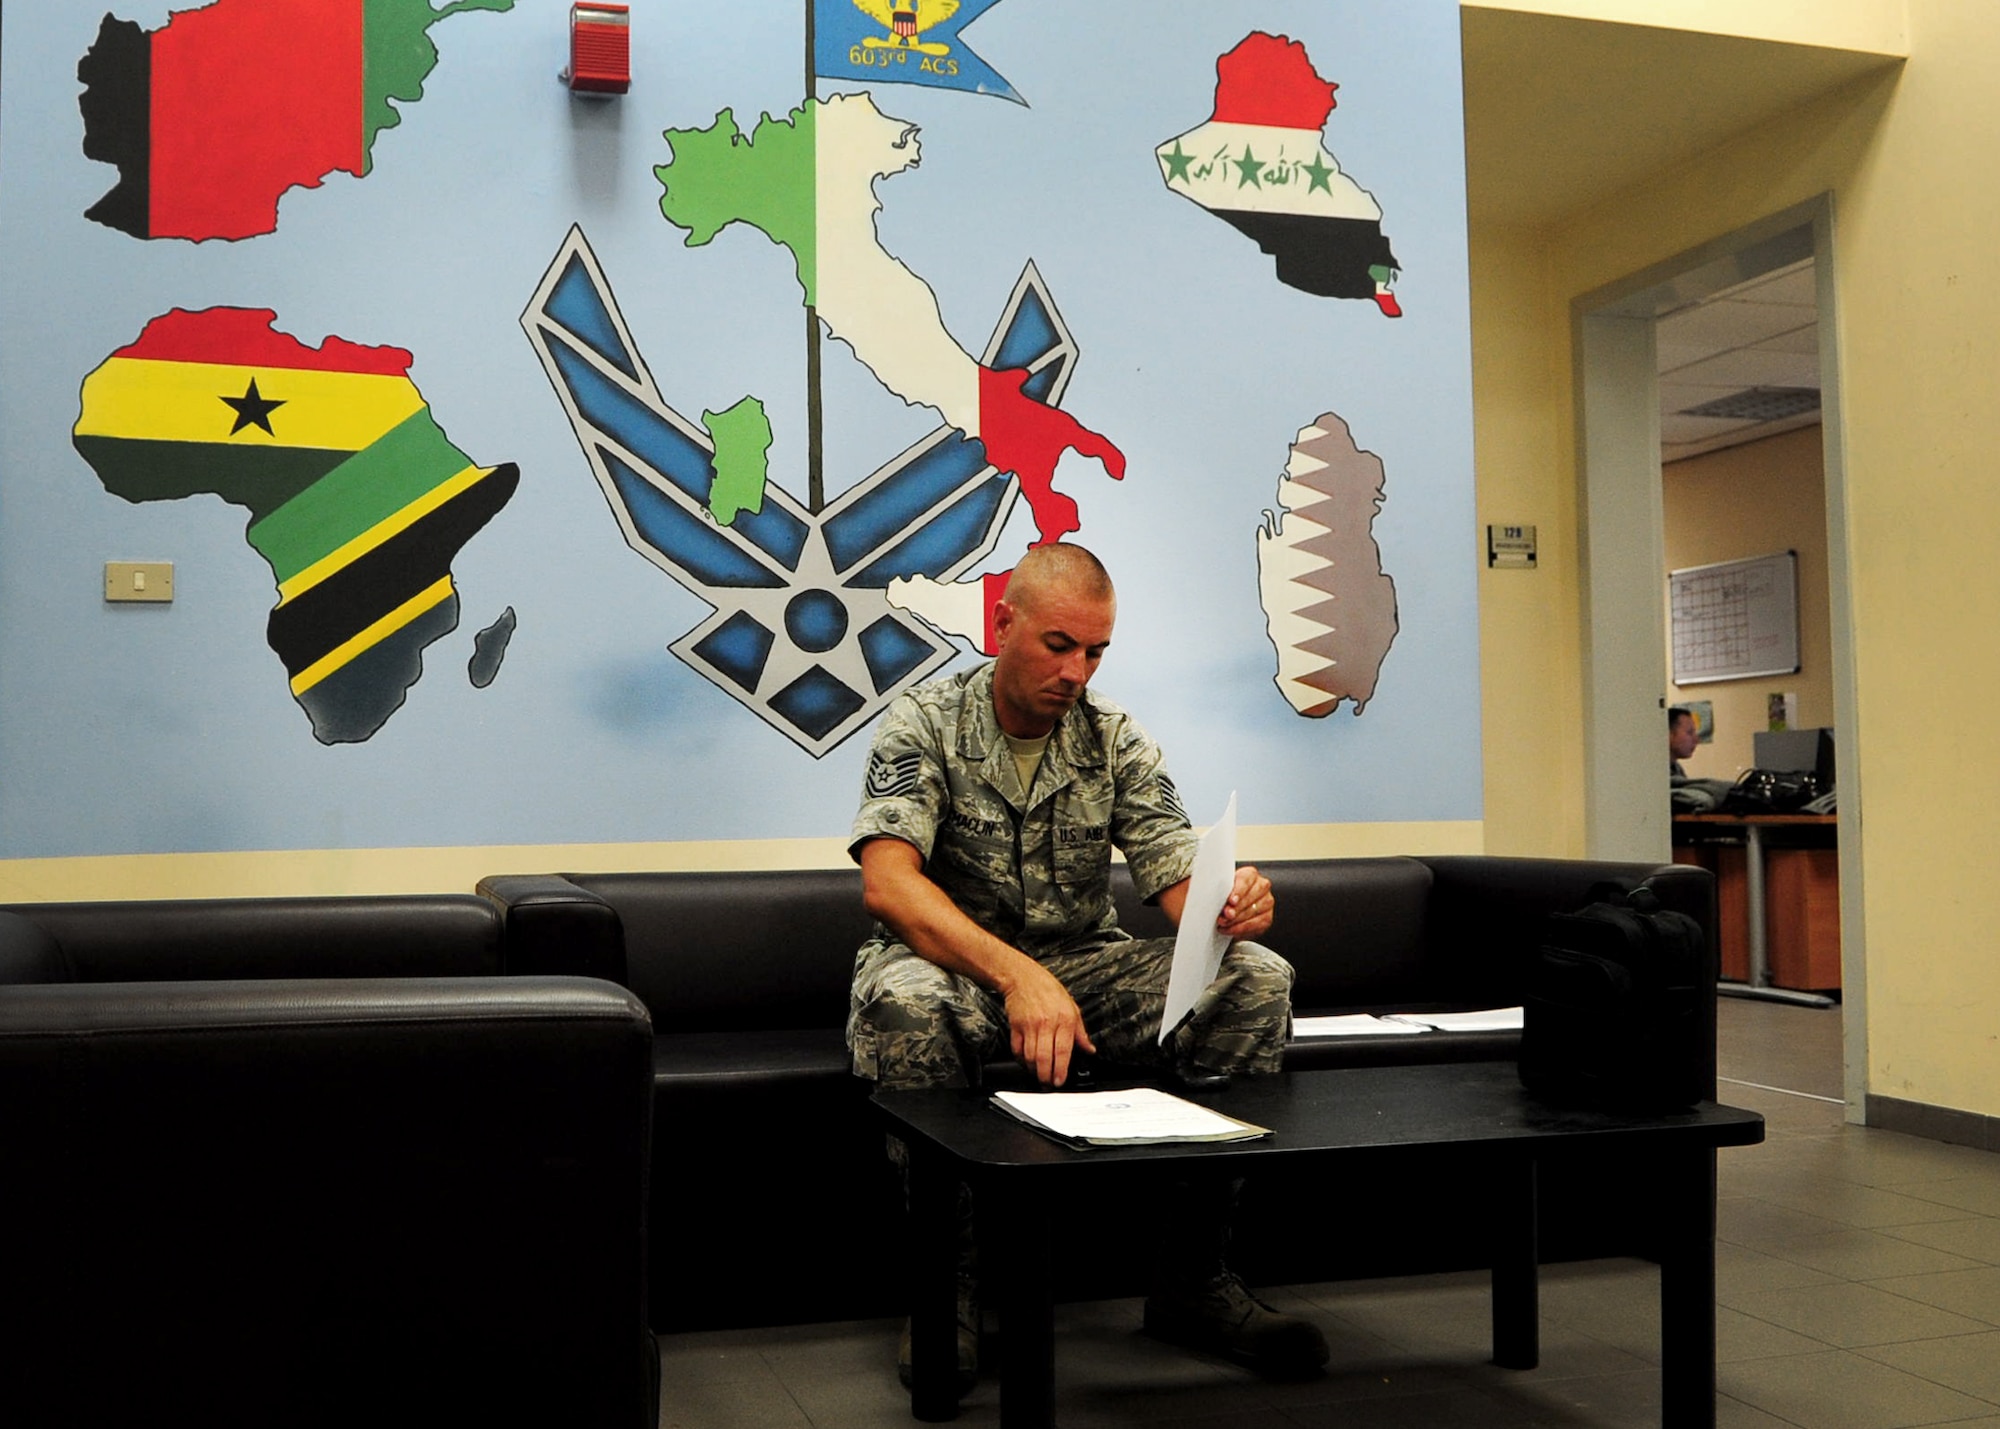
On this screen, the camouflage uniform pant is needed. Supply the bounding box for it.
[848,936,1294,1090]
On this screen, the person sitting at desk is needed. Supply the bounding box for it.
[847,542,1330,1392]
[1669,706,1699,777]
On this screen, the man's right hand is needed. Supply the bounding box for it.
[998,957,1096,1087]
[859,835,1096,1087]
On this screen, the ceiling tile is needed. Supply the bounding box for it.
[1661,413,1752,444]
[1730,263,1817,306]
[1657,299,1815,352]
[1755,325,1822,354]
[1667,346,1820,390]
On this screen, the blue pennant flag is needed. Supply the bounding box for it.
[814,0,1022,105]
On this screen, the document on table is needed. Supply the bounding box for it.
[991,1086,1271,1148]
[1158,791,1237,1045]
[1381,1007,1525,1032]
[1291,1014,1427,1038]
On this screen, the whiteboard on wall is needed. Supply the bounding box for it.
[1669,551,1800,684]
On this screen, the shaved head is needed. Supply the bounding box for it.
[989,544,1117,738]
[1000,543,1114,617]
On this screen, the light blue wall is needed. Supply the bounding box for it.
[0,0,1476,857]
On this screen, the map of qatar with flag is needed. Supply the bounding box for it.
[73,308,518,742]
[76,0,512,241]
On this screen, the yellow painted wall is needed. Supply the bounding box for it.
[1471,223,1586,856]
[1464,0,1906,54]
[1663,425,1834,779]
[1473,1,2000,1118]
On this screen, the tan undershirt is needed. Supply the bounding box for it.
[1002,730,1051,799]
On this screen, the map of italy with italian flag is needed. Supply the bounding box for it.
[656,91,1126,647]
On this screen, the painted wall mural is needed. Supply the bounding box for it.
[0,1,1479,857]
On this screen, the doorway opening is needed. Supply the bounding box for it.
[1573,195,1866,1117]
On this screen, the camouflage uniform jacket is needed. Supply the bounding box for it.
[849,663,1201,960]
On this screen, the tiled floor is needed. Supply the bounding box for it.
[659,999,2000,1427]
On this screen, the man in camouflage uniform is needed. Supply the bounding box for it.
[848,543,1329,1390]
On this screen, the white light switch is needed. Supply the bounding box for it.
[105,561,174,603]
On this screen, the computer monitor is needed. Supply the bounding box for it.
[1754,727,1835,789]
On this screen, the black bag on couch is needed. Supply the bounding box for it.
[1519,884,1705,1112]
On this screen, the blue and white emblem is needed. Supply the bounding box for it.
[521,226,1082,756]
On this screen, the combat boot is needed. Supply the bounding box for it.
[1141,1177,1329,1379]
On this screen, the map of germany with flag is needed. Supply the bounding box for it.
[74,308,518,742]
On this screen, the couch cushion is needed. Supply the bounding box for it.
[0,911,72,986]
[570,870,871,1033]
[651,1027,855,1092]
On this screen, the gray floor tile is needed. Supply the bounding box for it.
[753,1317,903,1381]
[1301,1273,1495,1354]
[1482,1367,1661,1429]
[1719,1084,1851,1138]
[1717,1242,1846,1299]
[1751,1128,2000,1189]
[1719,1349,1998,1429]
[658,1374,811,1429]
[1714,1305,1834,1362]
[1730,1177,1976,1231]
[1724,1281,1992,1347]
[1861,1328,2000,1402]
[1753,1227,1984,1279]
[656,1330,789,1387]
[1870,1265,2000,1325]
[1718,1000,1844,1099]
[1719,1195,1851,1247]
[1881,1217,2000,1265]
[1716,1393,1818,1429]
[782,1368,941,1429]
[1901,1177,2000,1219]
[1282,1385,1534,1428]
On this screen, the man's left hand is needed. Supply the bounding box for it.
[1216,865,1275,940]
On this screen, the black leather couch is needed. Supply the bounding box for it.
[0,896,657,1429]
[480,855,1716,1330]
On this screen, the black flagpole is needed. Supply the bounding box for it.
[804,0,824,514]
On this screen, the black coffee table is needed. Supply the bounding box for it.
[874,1062,1764,1428]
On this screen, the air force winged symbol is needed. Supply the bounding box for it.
[521,226,1084,756]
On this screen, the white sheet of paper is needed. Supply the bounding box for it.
[991,1087,1267,1144]
[1292,1014,1428,1038]
[1158,791,1237,1044]
[1384,1007,1526,1032]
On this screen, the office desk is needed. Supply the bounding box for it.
[877,1064,1764,1429]
[1674,814,1838,1006]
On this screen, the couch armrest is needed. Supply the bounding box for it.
[478,873,628,985]
[0,975,656,1427]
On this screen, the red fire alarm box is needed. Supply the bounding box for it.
[566,3,630,94]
